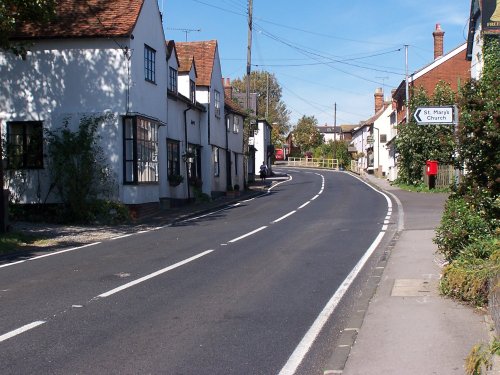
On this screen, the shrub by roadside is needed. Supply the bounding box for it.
[434,194,493,262]
[440,237,499,307]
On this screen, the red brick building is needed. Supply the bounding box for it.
[393,24,471,124]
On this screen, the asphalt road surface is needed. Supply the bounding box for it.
[0,169,394,375]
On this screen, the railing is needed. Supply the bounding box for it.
[287,157,339,170]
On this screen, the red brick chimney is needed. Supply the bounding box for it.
[433,23,445,60]
[223,78,232,99]
[374,87,384,113]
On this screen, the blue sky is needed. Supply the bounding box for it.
[160,0,471,126]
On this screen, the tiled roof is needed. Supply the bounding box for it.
[11,0,144,39]
[362,103,390,125]
[225,97,246,117]
[176,40,217,87]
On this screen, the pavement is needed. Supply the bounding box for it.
[325,173,498,375]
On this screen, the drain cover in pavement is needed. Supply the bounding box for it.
[391,279,438,297]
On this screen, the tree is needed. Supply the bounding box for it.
[0,0,56,56]
[395,82,457,185]
[313,140,351,167]
[293,115,323,152]
[455,37,500,222]
[231,71,291,146]
[45,114,117,222]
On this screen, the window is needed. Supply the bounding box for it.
[187,144,201,181]
[144,44,156,83]
[167,139,180,176]
[123,116,159,184]
[233,116,240,133]
[6,121,44,169]
[214,147,220,176]
[214,90,221,117]
[380,134,387,143]
[169,67,178,93]
[190,79,196,103]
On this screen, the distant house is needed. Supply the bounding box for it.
[250,120,273,176]
[352,88,393,178]
[176,40,229,197]
[223,78,246,190]
[165,40,206,206]
[316,124,356,143]
[317,125,342,143]
[0,0,168,208]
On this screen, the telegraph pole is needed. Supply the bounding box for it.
[246,0,253,112]
[333,102,337,168]
[0,141,5,233]
[405,44,409,123]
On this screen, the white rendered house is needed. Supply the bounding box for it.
[1,0,168,207]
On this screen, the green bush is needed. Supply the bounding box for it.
[434,195,492,261]
[440,237,499,307]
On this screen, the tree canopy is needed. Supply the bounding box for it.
[0,0,56,56]
[231,71,291,147]
[395,82,457,185]
[293,115,323,152]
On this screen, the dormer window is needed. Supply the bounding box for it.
[169,67,178,93]
[190,79,196,103]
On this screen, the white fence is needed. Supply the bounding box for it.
[287,157,339,170]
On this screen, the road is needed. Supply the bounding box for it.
[0,169,394,374]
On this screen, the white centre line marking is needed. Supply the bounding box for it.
[298,201,311,210]
[228,226,267,243]
[0,321,46,343]
[272,211,297,224]
[97,250,214,298]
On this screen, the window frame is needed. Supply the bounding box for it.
[123,115,159,184]
[214,90,221,117]
[190,79,196,103]
[233,116,240,134]
[214,147,220,177]
[168,67,178,93]
[6,120,44,170]
[144,44,156,83]
[167,139,180,177]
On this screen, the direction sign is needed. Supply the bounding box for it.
[414,106,456,125]
[366,135,374,144]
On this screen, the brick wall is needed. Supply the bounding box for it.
[412,49,470,94]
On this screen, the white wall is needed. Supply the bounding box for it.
[0,0,168,205]
[373,106,393,177]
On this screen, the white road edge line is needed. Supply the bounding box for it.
[97,250,214,298]
[0,321,46,343]
[278,232,385,375]
[272,211,297,224]
[29,242,102,261]
[0,260,26,269]
[279,173,392,375]
[228,226,267,243]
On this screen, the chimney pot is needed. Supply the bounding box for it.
[374,87,384,113]
[432,23,445,60]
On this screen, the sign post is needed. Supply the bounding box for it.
[413,106,457,125]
